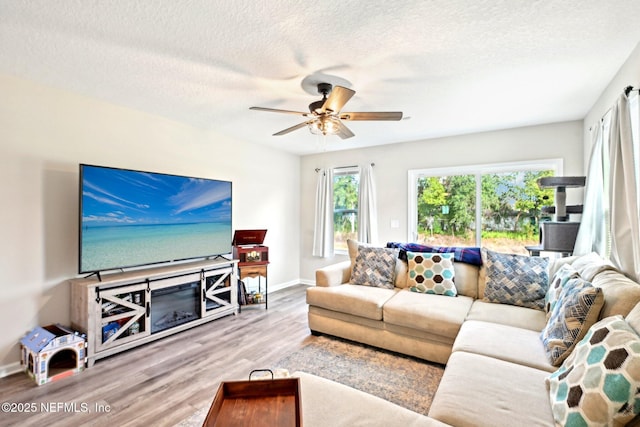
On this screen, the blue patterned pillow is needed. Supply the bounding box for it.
[540,277,604,366]
[482,249,549,310]
[350,246,398,289]
[545,263,580,318]
[407,252,457,297]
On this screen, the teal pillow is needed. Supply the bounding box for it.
[547,315,640,426]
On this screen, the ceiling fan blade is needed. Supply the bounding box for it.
[335,120,355,139]
[273,120,314,136]
[250,106,310,116]
[339,111,403,121]
[320,86,355,113]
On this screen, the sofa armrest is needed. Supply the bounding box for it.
[315,261,352,287]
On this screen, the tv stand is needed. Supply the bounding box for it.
[70,258,238,367]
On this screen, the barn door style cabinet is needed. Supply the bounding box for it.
[70,258,237,367]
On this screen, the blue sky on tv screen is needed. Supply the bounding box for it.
[81,165,231,227]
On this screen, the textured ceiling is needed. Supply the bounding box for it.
[2,1,640,155]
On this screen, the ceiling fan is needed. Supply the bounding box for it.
[250,83,403,139]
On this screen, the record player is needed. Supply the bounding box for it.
[232,229,268,265]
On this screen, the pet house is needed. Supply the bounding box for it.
[20,324,87,386]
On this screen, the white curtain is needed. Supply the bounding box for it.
[357,164,378,244]
[573,120,609,255]
[312,168,334,257]
[608,92,640,281]
[575,90,640,282]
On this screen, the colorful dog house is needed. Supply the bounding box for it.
[20,324,87,385]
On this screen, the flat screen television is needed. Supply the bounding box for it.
[79,164,232,274]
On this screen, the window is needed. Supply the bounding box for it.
[333,167,360,252]
[409,160,562,254]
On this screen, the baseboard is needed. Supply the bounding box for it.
[269,279,313,293]
[0,361,22,379]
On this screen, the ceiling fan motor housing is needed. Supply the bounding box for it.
[309,83,333,113]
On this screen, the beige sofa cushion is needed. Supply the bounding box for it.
[294,371,450,427]
[592,269,640,319]
[466,300,548,331]
[570,251,616,282]
[315,260,352,287]
[627,302,640,335]
[306,284,397,321]
[429,351,555,427]
[453,320,555,372]
[452,262,479,298]
[383,290,473,340]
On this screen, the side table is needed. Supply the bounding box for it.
[238,263,268,311]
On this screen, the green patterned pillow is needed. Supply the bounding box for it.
[545,263,580,319]
[350,246,398,289]
[481,248,549,310]
[540,277,604,366]
[547,315,640,426]
[407,252,456,297]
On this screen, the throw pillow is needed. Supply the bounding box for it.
[349,246,398,289]
[481,248,549,310]
[407,252,457,297]
[545,263,580,319]
[547,315,640,426]
[540,277,604,366]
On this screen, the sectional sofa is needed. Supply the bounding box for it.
[306,240,640,426]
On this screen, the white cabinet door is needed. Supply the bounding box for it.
[96,282,150,352]
[202,266,235,317]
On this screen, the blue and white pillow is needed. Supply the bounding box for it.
[540,276,604,366]
[481,248,549,310]
[545,263,580,318]
[350,246,398,289]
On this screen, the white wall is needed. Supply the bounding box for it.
[0,74,301,373]
[583,42,640,164]
[299,121,585,281]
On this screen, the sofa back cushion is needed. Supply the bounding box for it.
[592,269,640,320]
[453,262,479,298]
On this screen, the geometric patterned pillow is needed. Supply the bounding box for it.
[547,315,640,426]
[407,252,456,297]
[481,248,549,310]
[349,246,398,289]
[540,277,605,366]
[545,263,580,319]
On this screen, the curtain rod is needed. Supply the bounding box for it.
[315,163,375,172]
[589,86,638,131]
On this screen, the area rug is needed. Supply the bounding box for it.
[174,335,444,426]
[275,335,444,416]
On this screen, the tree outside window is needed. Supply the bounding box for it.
[333,168,359,251]
[412,162,559,254]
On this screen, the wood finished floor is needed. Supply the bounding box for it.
[0,285,314,427]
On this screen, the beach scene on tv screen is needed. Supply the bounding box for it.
[80,166,232,273]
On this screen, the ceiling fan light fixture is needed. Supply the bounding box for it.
[308,115,340,136]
